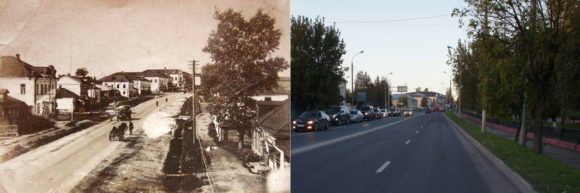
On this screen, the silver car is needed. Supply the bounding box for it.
[349,110,364,123]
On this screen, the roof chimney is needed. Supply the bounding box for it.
[15,54,20,60]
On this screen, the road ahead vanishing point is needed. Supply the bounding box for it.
[0,93,186,193]
[291,112,519,193]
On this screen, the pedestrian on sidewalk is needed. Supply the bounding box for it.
[129,121,134,135]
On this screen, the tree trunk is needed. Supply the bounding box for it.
[518,102,527,145]
[560,109,565,140]
[532,102,545,154]
[481,110,487,134]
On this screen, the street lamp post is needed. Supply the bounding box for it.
[443,71,452,112]
[351,50,364,107]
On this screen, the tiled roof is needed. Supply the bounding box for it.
[56,88,80,98]
[99,72,142,82]
[0,55,56,78]
[141,70,170,78]
[0,89,28,107]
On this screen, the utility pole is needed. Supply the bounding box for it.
[190,60,198,144]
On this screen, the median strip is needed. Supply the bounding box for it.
[375,161,391,173]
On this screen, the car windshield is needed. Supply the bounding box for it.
[380,110,385,112]
[373,109,379,112]
[299,112,318,118]
[350,111,358,115]
[325,107,341,113]
[360,107,371,111]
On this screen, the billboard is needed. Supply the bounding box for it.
[397,86,407,92]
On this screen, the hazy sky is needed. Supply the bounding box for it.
[291,0,467,96]
[0,0,289,78]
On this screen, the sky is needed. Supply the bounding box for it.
[291,0,467,97]
[0,0,289,78]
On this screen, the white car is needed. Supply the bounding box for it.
[380,109,388,118]
[349,110,364,123]
[403,109,413,116]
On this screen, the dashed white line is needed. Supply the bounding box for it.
[376,161,391,173]
[405,139,411,145]
[415,130,419,134]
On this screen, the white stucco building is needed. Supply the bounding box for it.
[0,54,57,117]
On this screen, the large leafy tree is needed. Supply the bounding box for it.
[291,15,347,113]
[203,9,288,149]
[454,0,579,153]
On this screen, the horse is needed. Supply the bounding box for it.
[109,126,119,141]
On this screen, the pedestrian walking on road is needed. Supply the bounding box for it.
[156,101,159,107]
[165,97,168,103]
[129,121,134,135]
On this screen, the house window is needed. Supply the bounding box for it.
[117,84,119,89]
[123,84,126,88]
[20,84,25,94]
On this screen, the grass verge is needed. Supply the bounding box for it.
[446,112,580,193]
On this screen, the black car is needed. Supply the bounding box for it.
[325,106,350,125]
[293,111,330,132]
[360,106,375,120]
[389,109,400,116]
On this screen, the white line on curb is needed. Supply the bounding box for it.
[405,140,411,145]
[376,161,391,173]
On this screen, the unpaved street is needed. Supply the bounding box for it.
[0,93,187,193]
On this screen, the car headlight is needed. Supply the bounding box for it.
[307,120,314,124]
[292,121,296,125]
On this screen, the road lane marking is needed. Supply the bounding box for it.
[376,161,391,173]
[416,130,419,134]
[292,114,423,155]
[405,140,411,145]
[421,125,423,128]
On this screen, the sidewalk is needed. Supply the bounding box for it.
[461,113,580,169]
[196,112,266,193]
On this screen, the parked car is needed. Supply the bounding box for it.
[380,108,388,118]
[373,108,383,119]
[360,106,375,120]
[389,109,400,116]
[349,110,364,123]
[325,106,350,125]
[403,108,413,116]
[293,111,330,132]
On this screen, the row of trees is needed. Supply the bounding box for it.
[449,0,580,153]
[352,71,392,108]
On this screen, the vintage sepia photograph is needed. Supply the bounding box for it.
[0,0,289,192]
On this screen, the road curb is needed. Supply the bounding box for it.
[443,114,537,193]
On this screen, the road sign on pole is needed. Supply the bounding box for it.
[397,86,407,93]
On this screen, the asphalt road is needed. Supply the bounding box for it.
[291,112,519,193]
[0,93,188,193]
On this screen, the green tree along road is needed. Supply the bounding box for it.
[291,15,347,115]
[450,0,580,153]
[201,9,288,149]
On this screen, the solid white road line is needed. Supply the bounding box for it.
[376,161,391,173]
[405,139,411,145]
[292,114,423,155]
